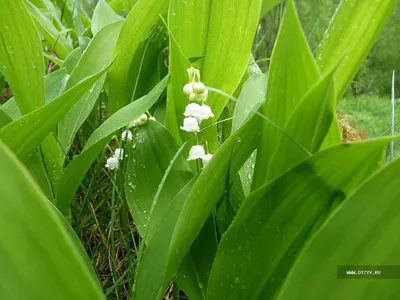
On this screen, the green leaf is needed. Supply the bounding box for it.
[133,177,200,300]
[202,0,262,120]
[0,141,104,300]
[107,0,168,114]
[24,149,54,200]
[199,0,262,151]
[260,0,282,19]
[0,68,69,120]
[24,0,73,60]
[316,0,398,99]
[125,121,193,240]
[252,0,320,189]
[62,47,83,74]
[207,139,389,300]
[127,121,217,299]
[0,0,45,115]
[58,21,124,161]
[41,133,62,196]
[0,109,12,129]
[92,0,124,35]
[55,75,169,215]
[0,63,111,159]
[140,113,261,299]
[266,70,336,181]
[128,20,169,102]
[166,0,211,144]
[232,74,267,134]
[278,152,400,300]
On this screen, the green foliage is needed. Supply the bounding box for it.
[0,141,104,300]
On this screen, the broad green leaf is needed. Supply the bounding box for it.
[126,20,168,102]
[55,75,169,215]
[316,0,398,99]
[202,0,262,119]
[122,0,137,13]
[207,139,389,300]
[127,121,217,299]
[0,63,111,159]
[134,174,218,300]
[24,0,73,60]
[125,121,193,240]
[91,0,124,35]
[321,116,342,149]
[0,0,45,115]
[107,0,168,114]
[232,74,267,133]
[260,0,282,19]
[0,141,104,300]
[252,0,320,189]
[24,149,54,200]
[0,109,12,129]
[41,133,62,195]
[62,47,83,74]
[133,177,202,300]
[108,0,124,13]
[166,0,211,144]
[279,152,400,300]
[58,21,124,161]
[266,71,336,181]
[0,68,69,120]
[72,0,85,36]
[199,0,262,151]
[140,113,261,299]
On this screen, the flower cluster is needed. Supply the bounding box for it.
[180,67,214,168]
[105,114,157,170]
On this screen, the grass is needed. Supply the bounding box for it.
[339,94,400,156]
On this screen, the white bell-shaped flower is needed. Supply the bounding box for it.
[184,103,201,118]
[114,148,124,160]
[201,154,213,167]
[188,145,206,161]
[198,105,214,120]
[180,117,200,132]
[105,156,119,170]
[183,83,193,95]
[149,116,156,121]
[121,130,133,141]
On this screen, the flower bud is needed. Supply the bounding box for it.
[188,145,206,161]
[183,83,193,95]
[193,82,206,94]
[140,114,148,122]
[189,92,201,103]
[180,117,200,132]
[149,116,156,121]
[105,157,119,170]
